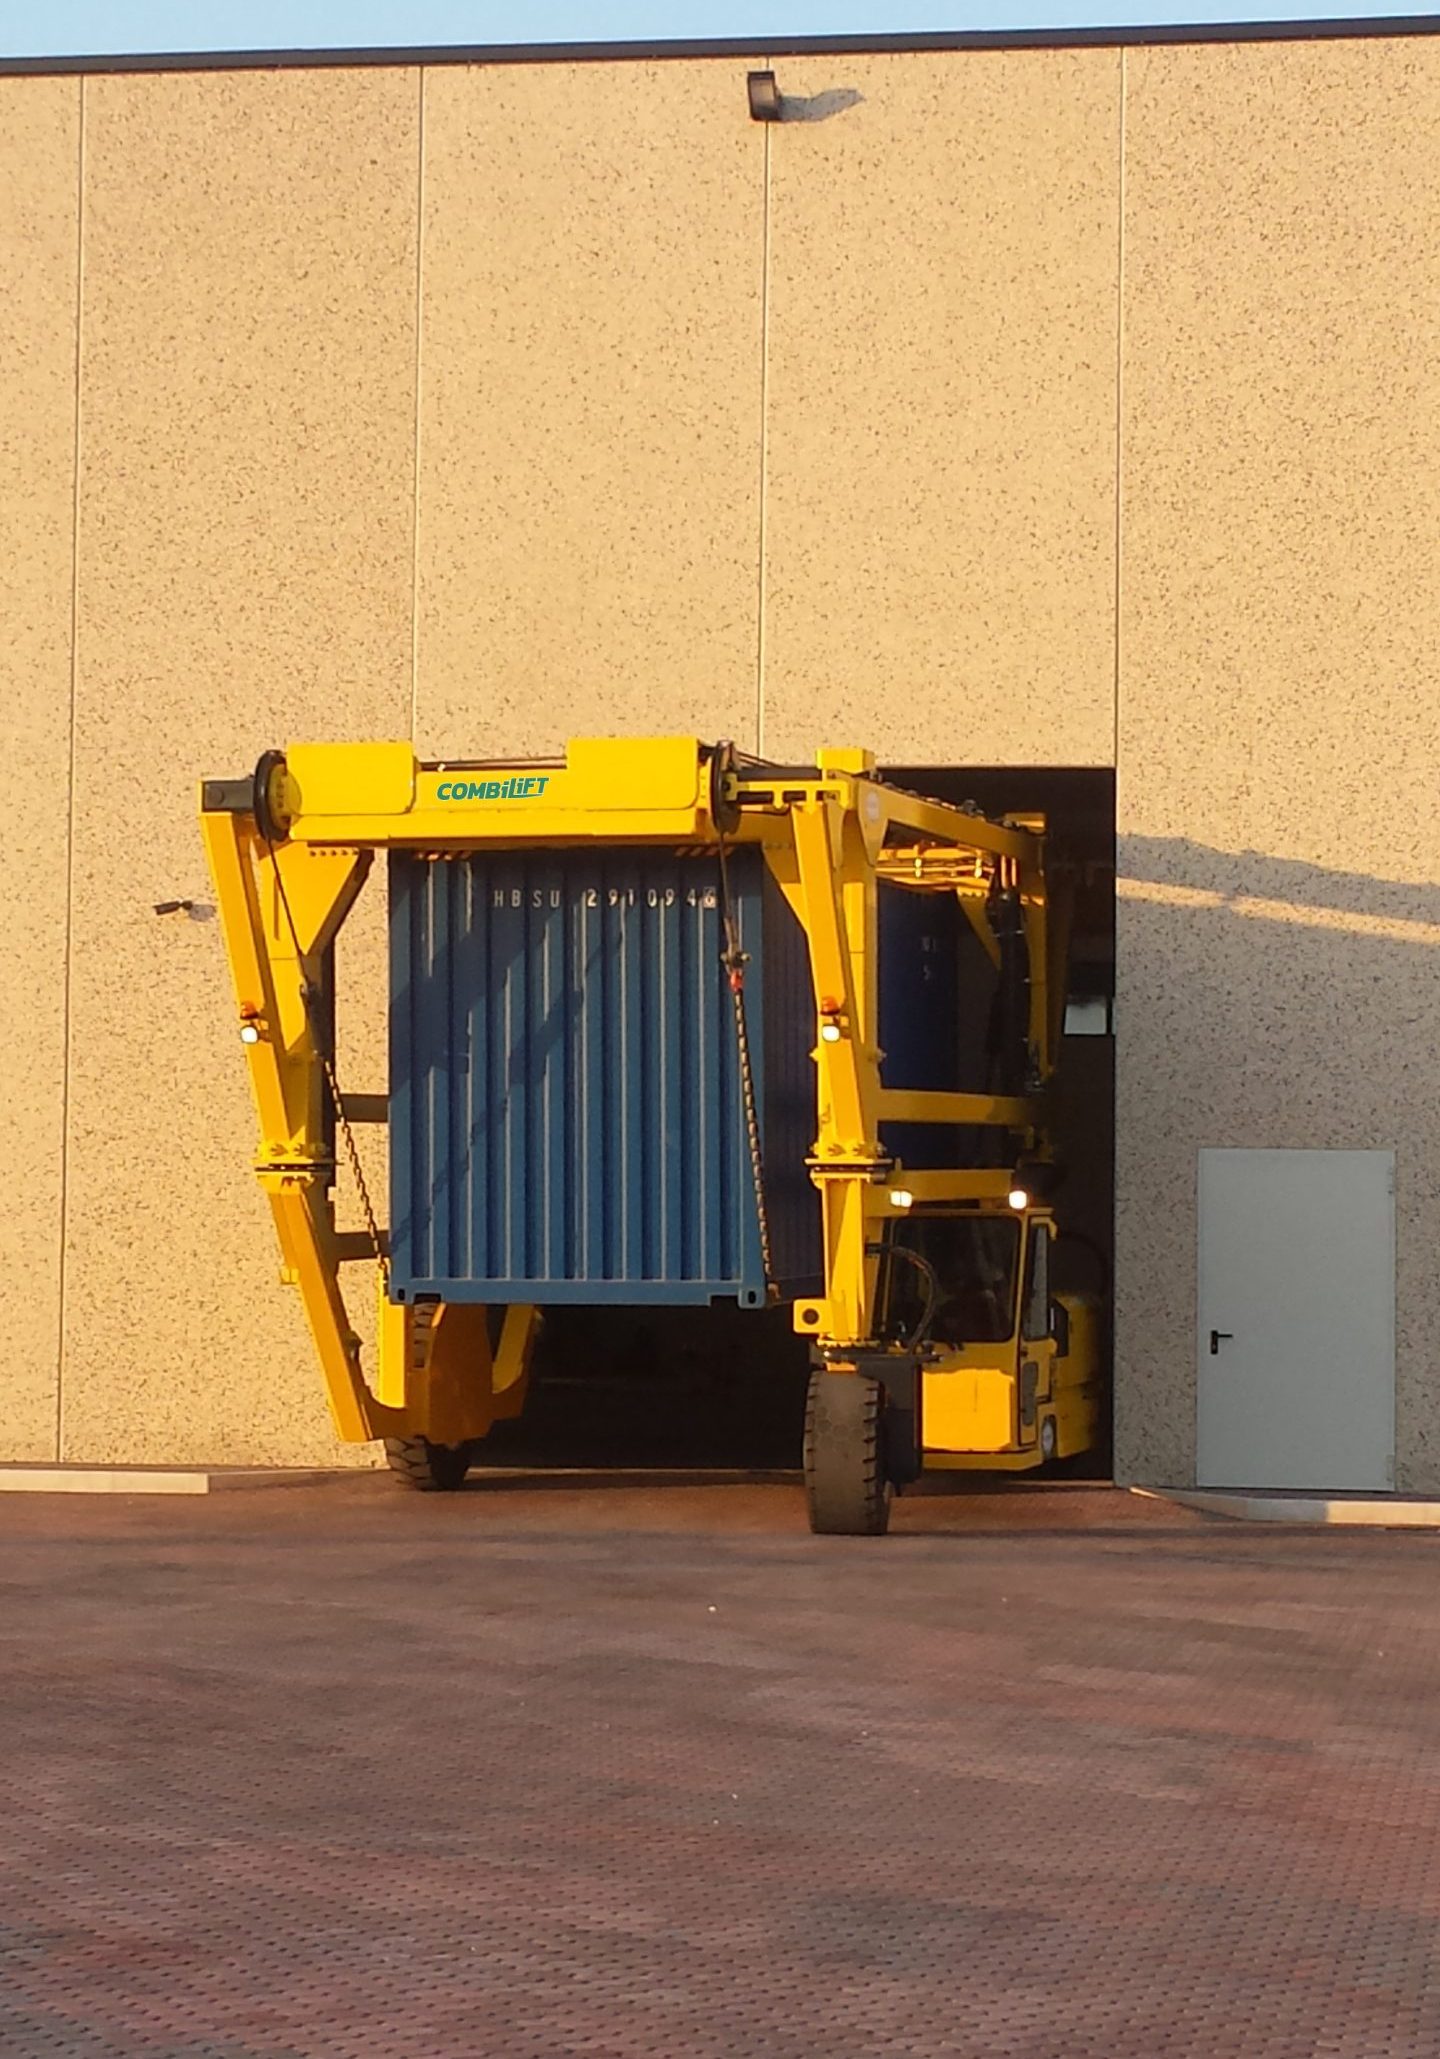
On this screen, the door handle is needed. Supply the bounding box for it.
[1209,1329,1234,1355]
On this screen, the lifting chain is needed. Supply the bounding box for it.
[266,839,389,1286]
[715,808,776,1300]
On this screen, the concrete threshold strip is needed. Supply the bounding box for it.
[2,1470,1436,1522]
[1134,1486,1440,1529]
[0,1464,794,1496]
[0,1466,355,1496]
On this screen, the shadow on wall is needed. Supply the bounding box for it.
[777,88,865,124]
[1114,831,1440,1495]
[1123,835,1440,928]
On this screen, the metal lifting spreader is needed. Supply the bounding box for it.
[199,736,1062,1459]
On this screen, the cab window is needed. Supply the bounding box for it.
[885,1214,1020,1346]
[1021,1223,1050,1340]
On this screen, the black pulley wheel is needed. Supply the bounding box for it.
[709,739,742,834]
[253,748,292,844]
[803,1368,891,1536]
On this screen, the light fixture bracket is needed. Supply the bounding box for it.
[747,71,783,122]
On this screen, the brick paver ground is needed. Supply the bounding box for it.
[1,1474,1438,2057]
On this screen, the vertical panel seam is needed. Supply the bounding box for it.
[1111,51,1128,1478]
[1113,50,1126,779]
[55,75,86,1464]
[755,115,772,757]
[409,66,426,745]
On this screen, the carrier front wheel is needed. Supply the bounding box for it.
[803,1368,891,1536]
[384,1436,474,1492]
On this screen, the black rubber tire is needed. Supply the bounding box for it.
[383,1436,473,1492]
[803,1368,891,1536]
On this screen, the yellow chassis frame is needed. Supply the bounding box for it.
[201,735,1061,1446]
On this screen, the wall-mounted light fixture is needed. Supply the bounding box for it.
[747,71,783,122]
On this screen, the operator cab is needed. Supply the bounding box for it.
[881,1206,1094,1469]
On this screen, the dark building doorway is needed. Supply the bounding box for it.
[488,765,1116,1477]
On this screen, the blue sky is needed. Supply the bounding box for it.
[0,0,1432,59]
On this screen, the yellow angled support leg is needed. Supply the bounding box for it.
[788,800,874,1160]
[206,790,541,1455]
[375,1284,541,1445]
[784,794,886,1351]
[794,1176,880,1348]
[264,1174,387,1444]
[409,1303,498,1449]
[373,1287,411,1415]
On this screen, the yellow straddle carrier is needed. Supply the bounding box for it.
[201,736,1101,1533]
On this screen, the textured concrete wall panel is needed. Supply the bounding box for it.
[762,50,1120,765]
[8,42,1440,1489]
[62,70,419,1464]
[0,80,80,1460]
[1116,43,1440,1488]
[415,61,766,760]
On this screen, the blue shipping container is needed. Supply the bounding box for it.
[877,881,960,1172]
[388,848,820,1306]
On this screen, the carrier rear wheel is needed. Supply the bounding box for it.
[384,1436,474,1492]
[803,1368,891,1536]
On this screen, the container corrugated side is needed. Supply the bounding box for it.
[388,847,820,1306]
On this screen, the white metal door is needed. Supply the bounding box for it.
[1197,1148,1394,1491]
